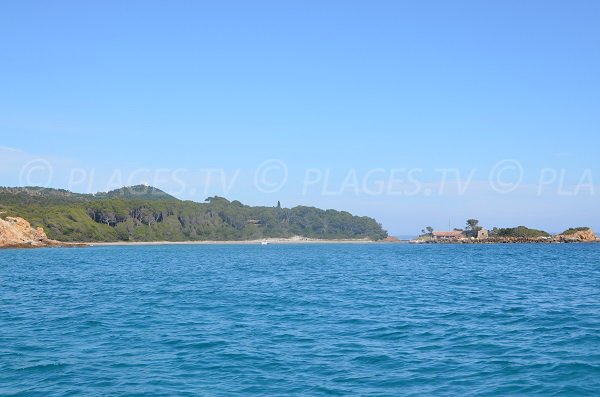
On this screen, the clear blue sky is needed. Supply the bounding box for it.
[1,1,599,235]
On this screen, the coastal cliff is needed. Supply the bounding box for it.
[0,216,61,248]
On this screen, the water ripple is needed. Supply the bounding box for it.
[1,243,599,395]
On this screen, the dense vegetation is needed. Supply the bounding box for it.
[0,186,387,242]
[490,226,551,238]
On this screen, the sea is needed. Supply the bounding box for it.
[1,244,599,396]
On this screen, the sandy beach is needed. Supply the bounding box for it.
[87,237,378,247]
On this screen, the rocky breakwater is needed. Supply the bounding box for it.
[0,216,66,248]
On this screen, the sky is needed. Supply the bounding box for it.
[1,0,599,235]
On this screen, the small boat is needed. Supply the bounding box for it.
[261,240,269,245]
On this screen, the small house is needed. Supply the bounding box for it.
[477,229,489,239]
[432,231,464,240]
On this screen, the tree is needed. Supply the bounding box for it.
[422,226,434,238]
[466,219,482,237]
[466,219,481,231]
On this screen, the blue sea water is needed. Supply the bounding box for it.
[1,244,599,396]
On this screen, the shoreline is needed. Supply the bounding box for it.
[2,239,598,249]
[86,238,379,247]
[410,239,600,245]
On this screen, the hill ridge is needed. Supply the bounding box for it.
[0,186,387,242]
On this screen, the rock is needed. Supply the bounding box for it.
[0,216,61,248]
[555,228,598,242]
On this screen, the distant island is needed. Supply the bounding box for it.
[413,219,598,244]
[0,185,388,247]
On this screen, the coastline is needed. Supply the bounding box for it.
[2,238,598,249]
[87,238,379,247]
[410,237,600,245]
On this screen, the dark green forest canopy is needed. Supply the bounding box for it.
[0,185,388,242]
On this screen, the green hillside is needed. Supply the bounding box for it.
[0,186,387,242]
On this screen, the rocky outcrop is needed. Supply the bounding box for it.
[0,217,61,248]
[411,235,599,244]
[555,228,598,242]
[412,236,552,244]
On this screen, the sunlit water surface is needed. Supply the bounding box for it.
[1,244,599,396]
